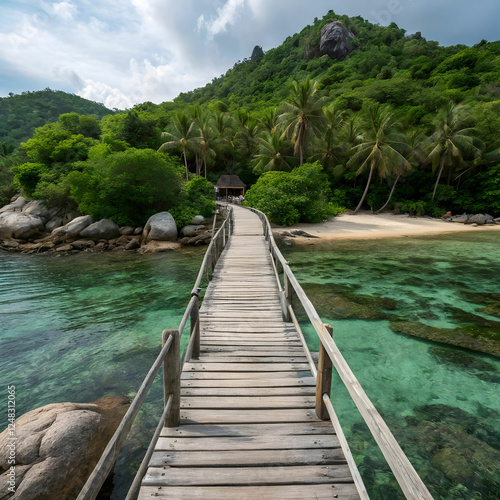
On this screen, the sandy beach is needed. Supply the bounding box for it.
[273,212,500,242]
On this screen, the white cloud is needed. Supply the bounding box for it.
[51,1,78,21]
[198,0,246,39]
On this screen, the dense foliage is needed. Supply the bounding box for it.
[1,11,499,224]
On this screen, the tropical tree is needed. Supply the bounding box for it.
[196,110,216,178]
[252,130,292,175]
[348,103,412,213]
[425,103,483,200]
[278,78,325,166]
[312,103,345,170]
[158,109,197,181]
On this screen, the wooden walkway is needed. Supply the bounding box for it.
[138,207,360,499]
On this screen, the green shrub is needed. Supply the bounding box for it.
[170,176,216,227]
[244,162,335,226]
[13,162,47,196]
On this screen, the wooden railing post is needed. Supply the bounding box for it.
[283,267,293,308]
[316,324,333,420]
[163,329,180,427]
[190,295,200,359]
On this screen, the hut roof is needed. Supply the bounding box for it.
[215,175,246,188]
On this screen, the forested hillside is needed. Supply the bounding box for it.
[0,89,115,148]
[1,11,499,225]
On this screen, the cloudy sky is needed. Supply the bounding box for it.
[1,0,499,110]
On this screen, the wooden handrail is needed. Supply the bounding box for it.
[78,206,233,500]
[244,205,433,500]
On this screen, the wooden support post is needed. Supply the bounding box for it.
[316,323,333,420]
[163,329,180,427]
[283,268,293,307]
[190,298,200,359]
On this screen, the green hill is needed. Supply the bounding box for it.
[0,88,115,148]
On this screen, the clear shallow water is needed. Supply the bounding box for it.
[0,249,204,498]
[1,231,499,499]
[284,231,500,499]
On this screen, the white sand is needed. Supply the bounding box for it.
[273,212,500,242]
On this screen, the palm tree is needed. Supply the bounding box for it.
[348,103,411,213]
[375,130,423,214]
[425,103,483,200]
[196,110,216,178]
[311,103,345,170]
[252,130,292,175]
[278,78,325,166]
[158,109,197,181]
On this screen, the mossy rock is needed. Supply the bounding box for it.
[303,282,398,320]
[459,291,500,319]
[429,347,500,384]
[389,320,500,357]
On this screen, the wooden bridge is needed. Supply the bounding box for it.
[78,205,433,500]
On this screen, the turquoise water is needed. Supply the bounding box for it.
[283,231,500,499]
[1,231,499,499]
[0,249,204,498]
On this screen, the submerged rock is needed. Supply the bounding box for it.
[389,320,500,357]
[0,396,130,500]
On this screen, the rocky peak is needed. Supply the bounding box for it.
[319,21,355,61]
[251,45,264,62]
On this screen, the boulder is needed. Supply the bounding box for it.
[449,213,469,223]
[180,224,205,237]
[22,200,58,223]
[0,212,45,239]
[142,212,177,242]
[319,21,355,61]
[119,226,135,236]
[71,239,95,251]
[0,396,129,500]
[124,238,141,250]
[133,227,143,235]
[45,216,63,231]
[50,215,93,240]
[80,219,121,240]
[466,214,486,225]
[190,215,205,225]
[0,196,27,214]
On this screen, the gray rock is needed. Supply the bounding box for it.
[0,211,45,239]
[45,216,63,231]
[290,229,319,238]
[22,200,58,223]
[0,397,129,500]
[181,224,205,237]
[125,238,141,250]
[466,214,486,225]
[450,214,469,223]
[143,212,177,242]
[80,219,121,240]
[190,215,205,225]
[51,215,93,239]
[71,239,95,250]
[133,227,143,235]
[319,21,355,61]
[119,226,135,236]
[0,196,27,214]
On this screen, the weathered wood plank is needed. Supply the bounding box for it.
[149,448,346,467]
[181,376,316,388]
[179,408,321,424]
[138,484,361,500]
[156,433,340,451]
[191,356,308,363]
[184,362,311,372]
[181,386,316,397]
[142,465,354,486]
[160,422,335,437]
[180,395,316,409]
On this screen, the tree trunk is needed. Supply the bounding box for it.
[432,156,446,201]
[376,174,400,214]
[182,146,189,181]
[354,163,375,213]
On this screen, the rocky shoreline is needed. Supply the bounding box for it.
[0,196,213,255]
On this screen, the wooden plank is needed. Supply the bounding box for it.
[181,377,316,388]
[138,484,361,500]
[200,347,306,355]
[181,386,316,396]
[142,465,354,486]
[184,362,311,372]
[149,448,346,467]
[180,409,321,424]
[156,434,340,451]
[181,371,311,380]
[192,356,308,363]
[180,395,316,409]
[161,422,335,437]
